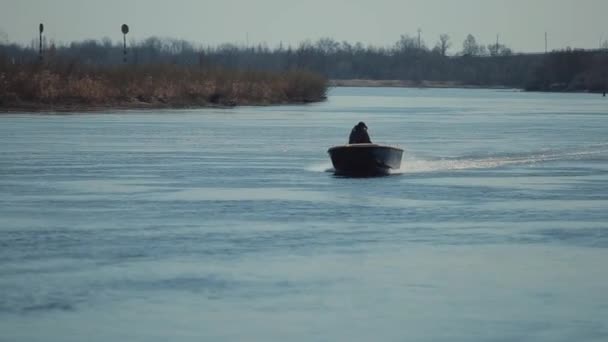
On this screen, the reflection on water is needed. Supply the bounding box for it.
[1,88,607,342]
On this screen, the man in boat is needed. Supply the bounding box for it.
[349,121,372,144]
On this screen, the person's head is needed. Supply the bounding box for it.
[356,121,367,130]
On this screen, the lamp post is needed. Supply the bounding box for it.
[39,23,44,61]
[121,24,129,63]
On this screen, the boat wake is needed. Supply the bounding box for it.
[308,143,608,175]
[393,144,608,174]
[306,162,335,173]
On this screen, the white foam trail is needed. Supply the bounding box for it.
[393,146,608,174]
[393,157,524,174]
[306,162,334,173]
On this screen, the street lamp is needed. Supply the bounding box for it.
[121,24,129,63]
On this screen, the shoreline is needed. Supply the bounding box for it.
[328,79,515,89]
[0,97,326,113]
[2,81,602,113]
[329,79,606,94]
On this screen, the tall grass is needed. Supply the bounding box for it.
[0,57,327,110]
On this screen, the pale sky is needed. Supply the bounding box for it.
[1,0,607,53]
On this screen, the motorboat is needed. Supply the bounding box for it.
[327,143,403,177]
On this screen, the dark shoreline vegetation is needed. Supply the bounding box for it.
[1,34,607,111]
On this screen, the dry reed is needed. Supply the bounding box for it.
[0,58,327,110]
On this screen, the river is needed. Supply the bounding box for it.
[1,87,607,341]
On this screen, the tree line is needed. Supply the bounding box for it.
[1,33,607,92]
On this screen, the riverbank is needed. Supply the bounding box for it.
[329,79,608,95]
[329,79,514,89]
[0,63,327,112]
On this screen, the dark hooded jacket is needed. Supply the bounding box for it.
[349,122,372,144]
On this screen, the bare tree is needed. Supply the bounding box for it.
[434,34,451,56]
[395,34,418,52]
[488,43,513,56]
[315,38,340,54]
[102,37,113,48]
[488,43,499,56]
[500,46,512,56]
[462,34,480,56]
[0,28,8,45]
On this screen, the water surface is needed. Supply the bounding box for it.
[1,88,607,341]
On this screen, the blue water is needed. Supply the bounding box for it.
[1,87,607,341]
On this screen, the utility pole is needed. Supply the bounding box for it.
[544,32,548,54]
[417,28,422,49]
[39,23,44,61]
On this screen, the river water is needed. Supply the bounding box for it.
[1,87,607,341]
